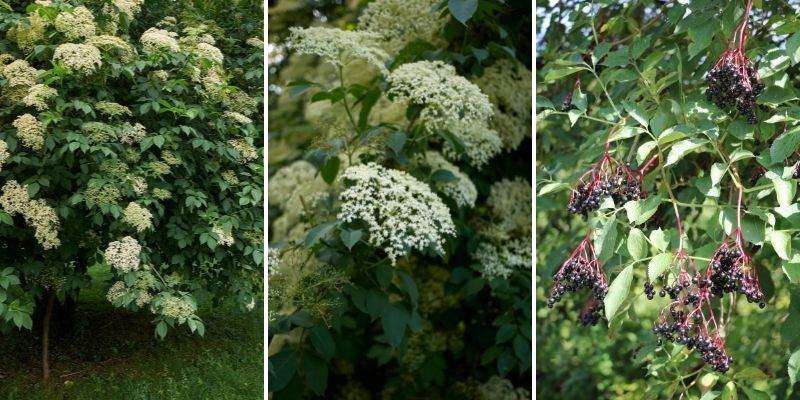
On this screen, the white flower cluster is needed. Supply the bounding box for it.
[22,84,57,111]
[140,27,180,53]
[478,376,531,400]
[224,111,252,124]
[193,42,224,64]
[82,121,116,144]
[54,43,103,75]
[119,122,147,144]
[286,27,389,75]
[0,140,8,171]
[357,0,447,54]
[474,239,531,279]
[123,202,153,232]
[11,12,48,51]
[104,236,142,273]
[387,61,493,131]
[441,120,504,169]
[268,160,317,205]
[112,0,145,18]
[2,59,38,87]
[95,101,132,117]
[0,180,60,249]
[246,37,264,49]
[418,151,477,208]
[487,177,532,235]
[267,248,280,276]
[337,163,455,264]
[12,114,45,150]
[221,170,239,186]
[212,225,234,246]
[387,61,501,167]
[158,295,196,320]
[54,6,96,40]
[131,176,148,195]
[228,139,258,164]
[106,281,126,303]
[474,59,532,151]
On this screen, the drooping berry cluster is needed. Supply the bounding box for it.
[705,0,763,124]
[707,230,765,307]
[706,50,763,123]
[548,233,608,326]
[652,293,733,372]
[567,153,645,217]
[560,78,580,111]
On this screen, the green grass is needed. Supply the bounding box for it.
[0,266,263,400]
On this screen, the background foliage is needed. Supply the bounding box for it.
[268,0,531,398]
[537,0,800,399]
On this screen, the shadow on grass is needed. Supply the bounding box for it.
[0,282,263,400]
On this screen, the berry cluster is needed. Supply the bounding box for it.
[567,153,645,217]
[706,50,763,124]
[560,78,580,111]
[652,297,732,372]
[644,252,698,301]
[707,233,765,307]
[548,233,608,326]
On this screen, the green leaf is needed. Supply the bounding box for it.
[648,253,674,282]
[268,350,297,392]
[623,196,661,225]
[382,305,408,347]
[340,229,363,250]
[788,33,800,65]
[320,156,340,185]
[544,66,586,82]
[734,366,767,381]
[771,230,792,260]
[627,228,648,260]
[740,387,769,400]
[700,391,721,400]
[649,228,669,252]
[431,169,457,183]
[594,216,618,262]
[397,271,419,308]
[304,221,338,247]
[622,101,649,128]
[448,0,478,24]
[789,348,800,386]
[155,321,167,339]
[309,326,336,361]
[538,182,569,196]
[721,381,737,400]
[665,138,707,167]
[386,131,406,154]
[303,355,328,396]
[771,126,800,165]
[773,177,796,208]
[604,264,633,322]
[495,324,516,344]
[496,350,515,376]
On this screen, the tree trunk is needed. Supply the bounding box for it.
[42,290,55,382]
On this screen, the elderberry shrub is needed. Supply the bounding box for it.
[706,54,764,124]
[708,246,765,306]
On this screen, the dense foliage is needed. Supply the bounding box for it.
[0,0,264,362]
[537,0,800,398]
[267,0,531,398]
